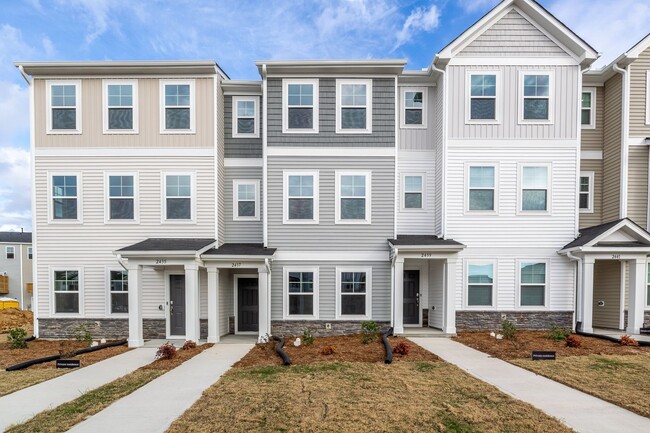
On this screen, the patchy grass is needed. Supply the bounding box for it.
[0,369,67,397]
[167,361,574,433]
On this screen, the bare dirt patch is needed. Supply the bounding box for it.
[0,309,33,343]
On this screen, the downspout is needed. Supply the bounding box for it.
[261,64,269,247]
[18,65,31,85]
[566,250,581,331]
[390,247,397,329]
[116,253,128,272]
[431,57,447,237]
[612,63,629,219]
[394,76,399,240]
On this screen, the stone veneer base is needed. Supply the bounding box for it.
[271,320,390,337]
[455,311,573,331]
[38,318,209,340]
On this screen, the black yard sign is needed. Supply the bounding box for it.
[531,351,556,361]
[56,359,81,368]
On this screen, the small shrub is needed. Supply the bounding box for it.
[302,328,314,346]
[320,345,336,356]
[181,340,197,350]
[565,334,582,348]
[156,342,177,360]
[74,324,93,345]
[545,325,571,342]
[393,342,411,356]
[620,335,639,347]
[361,321,381,344]
[501,319,517,339]
[58,341,78,358]
[8,327,27,349]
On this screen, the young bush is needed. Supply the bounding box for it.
[545,325,571,342]
[320,345,336,356]
[181,340,197,351]
[392,342,411,356]
[8,327,28,349]
[361,321,381,344]
[565,334,581,348]
[156,342,177,360]
[302,328,314,346]
[620,335,639,347]
[74,324,93,345]
[501,319,517,339]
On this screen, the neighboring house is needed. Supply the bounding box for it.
[14,0,650,347]
[0,231,33,309]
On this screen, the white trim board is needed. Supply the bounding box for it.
[224,158,263,167]
[448,57,578,66]
[267,147,394,157]
[581,151,602,160]
[274,251,389,261]
[35,148,214,157]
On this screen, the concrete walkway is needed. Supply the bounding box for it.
[0,347,156,432]
[410,338,650,433]
[68,343,252,433]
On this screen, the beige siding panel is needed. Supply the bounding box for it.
[627,145,649,228]
[458,9,570,58]
[579,159,603,229]
[630,47,650,137]
[593,260,622,329]
[602,74,623,222]
[219,269,233,336]
[34,77,214,148]
[581,86,604,151]
[399,86,436,150]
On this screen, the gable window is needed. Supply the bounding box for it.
[283,79,318,133]
[232,96,259,137]
[5,246,15,259]
[164,174,193,221]
[47,81,81,133]
[53,270,80,314]
[109,270,128,314]
[581,88,595,128]
[161,80,195,132]
[52,175,79,220]
[336,79,372,133]
[520,262,546,307]
[401,88,426,128]
[403,175,423,209]
[285,268,318,319]
[520,72,552,122]
[104,81,137,133]
[233,179,260,221]
[467,262,494,307]
[284,171,318,223]
[336,172,371,224]
[107,174,136,221]
[337,268,371,319]
[468,166,495,211]
[28,247,33,260]
[579,171,594,213]
[521,165,549,212]
[468,73,498,122]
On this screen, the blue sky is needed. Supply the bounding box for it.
[1,0,649,231]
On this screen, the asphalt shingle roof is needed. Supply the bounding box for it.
[0,231,32,244]
[117,238,215,252]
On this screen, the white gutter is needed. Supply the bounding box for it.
[612,63,630,219]
[18,65,31,85]
[566,250,581,330]
[116,253,128,272]
[262,64,268,247]
[431,57,447,237]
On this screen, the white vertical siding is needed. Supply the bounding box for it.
[428,259,445,328]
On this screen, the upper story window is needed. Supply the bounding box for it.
[109,269,129,314]
[53,269,80,314]
[164,174,194,221]
[403,174,423,209]
[467,262,494,307]
[336,79,372,133]
[521,165,549,212]
[520,72,553,123]
[160,80,195,133]
[283,79,319,133]
[468,73,498,123]
[233,179,260,221]
[579,171,594,213]
[232,96,259,138]
[285,268,318,319]
[401,88,426,128]
[107,174,136,221]
[284,172,318,224]
[28,247,33,260]
[468,165,496,212]
[51,175,79,221]
[5,246,15,259]
[581,88,595,129]
[104,80,138,133]
[519,262,547,307]
[47,81,81,133]
[336,172,371,224]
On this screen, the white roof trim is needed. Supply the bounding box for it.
[584,220,650,248]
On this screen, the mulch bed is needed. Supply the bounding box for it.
[234,334,438,368]
[141,343,213,370]
[454,330,650,360]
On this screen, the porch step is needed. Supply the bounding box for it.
[399,328,454,338]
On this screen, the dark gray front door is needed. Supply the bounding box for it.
[169,275,186,336]
[403,270,420,325]
[237,277,259,332]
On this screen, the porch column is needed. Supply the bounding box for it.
[207,266,220,343]
[184,263,200,342]
[443,257,458,334]
[394,257,404,335]
[127,262,143,347]
[258,265,270,339]
[627,257,647,335]
[581,257,595,333]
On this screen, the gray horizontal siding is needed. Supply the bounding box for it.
[267,78,395,147]
[224,95,263,158]
[267,156,395,251]
[224,166,263,243]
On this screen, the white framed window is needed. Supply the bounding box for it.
[283,267,319,319]
[579,171,594,213]
[232,96,259,138]
[233,179,260,221]
[46,80,81,134]
[519,71,553,123]
[49,173,81,223]
[466,72,500,123]
[518,260,548,308]
[336,267,372,320]
[467,165,497,212]
[401,87,427,128]
[401,174,424,210]
[28,247,33,260]
[5,246,15,259]
[519,164,550,213]
[283,171,319,224]
[103,80,138,133]
[105,173,138,223]
[336,79,372,133]
[335,171,371,224]
[466,261,495,308]
[160,79,195,133]
[52,268,82,315]
[581,87,596,129]
[282,79,319,133]
[163,173,195,222]
[107,269,129,315]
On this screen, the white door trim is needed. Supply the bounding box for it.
[234,274,259,335]
[165,270,186,339]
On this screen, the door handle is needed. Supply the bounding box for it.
[170,306,174,313]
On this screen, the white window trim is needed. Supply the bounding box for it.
[400,87,427,129]
[518,70,554,125]
[335,170,372,224]
[465,163,499,214]
[104,172,139,224]
[47,172,83,224]
[5,246,15,259]
[283,266,319,320]
[581,87,596,129]
[516,259,550,310]
[161,172,197,224]
[465,71,501,125]
[282,79,319,134]
[464,260,497,310]
[646,71,650,126]
[232,96,260,138]
[283,170,319,224]
[159,79,196,134]
[105,267,129,317]
[400,173,426,211]
[517,163,552,215]
[232,179,260,221]
[50,267,83,317]
[336,79,373,134]
[102,80,139,134]
[46,80,82,134]
[27,247,33,260]
[335,266,372,320]
[579,171,594,214]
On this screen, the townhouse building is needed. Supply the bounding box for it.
[15,0,650,347]
[0,231,33,309]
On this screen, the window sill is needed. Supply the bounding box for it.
[160,129,196,135]
[281,129,319,134]
[103,130,140,135]
[282,220,320,225]
[336,315,371,321]
[46,130,82,135]
[401,207,427,212]
[48,219,83,224]
[162,219,197,225]
[335,129,372,135]
[232,133,260,139]
[465,120,500,125]
[518,119,553,125]
[400,124,427,130]
[581,125,596,130]
[233,217,261,222]
[335,220,372,225]
[579,209,594,214]
[105,219,140,225]
[283,315,319,321]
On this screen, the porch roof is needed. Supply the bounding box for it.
[116,238,216,255]
[560,218,650,253]
[201,243,276,257]
[388,235,465,250]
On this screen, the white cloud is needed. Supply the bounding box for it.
[394,4,441,51]
[457,0,499,13]
[0,147,31,232]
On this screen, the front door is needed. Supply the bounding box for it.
[237,277,259,332]
[403,270,420,325]
[169,275,186,336]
